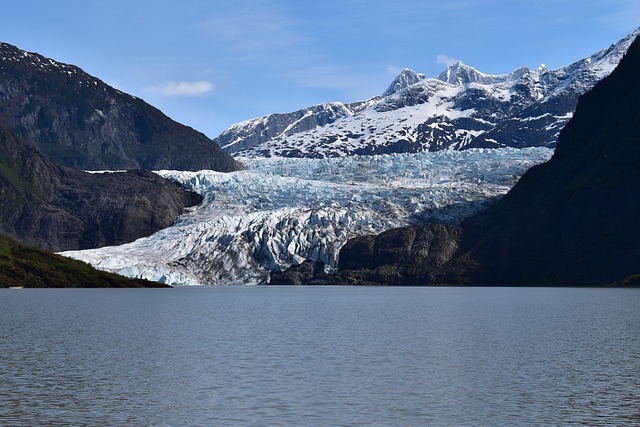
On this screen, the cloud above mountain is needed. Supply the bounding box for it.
[146,81,215,97]
[437,54,458,68]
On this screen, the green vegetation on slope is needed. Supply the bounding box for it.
[0,234,167,288]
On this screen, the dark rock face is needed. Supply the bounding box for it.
[269,260,326,285]
[339,225,462,271]
[0,42,242,172]
[335,224,465,286]
[0,127,202,252]
[461,36,640,286]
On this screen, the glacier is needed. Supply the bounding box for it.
[61,148,553,286]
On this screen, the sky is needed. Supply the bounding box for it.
[2,1,639,138]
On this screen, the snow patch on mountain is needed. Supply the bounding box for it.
[61,148,553,286]
[220,28,639,158]
[382,68,426,96]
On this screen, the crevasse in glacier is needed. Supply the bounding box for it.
[61,148,552,285]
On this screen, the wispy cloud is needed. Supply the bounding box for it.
[288,65,360,90]
[197,4,312,65]
[598,1,640,29]
[198,4,377,96]
[437,54,458,68]
[442,0,478,10]
[283,64,387,100]
[145,81,215,97]
[387,65,402,76]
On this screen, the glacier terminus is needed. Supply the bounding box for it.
[62,148,552,285]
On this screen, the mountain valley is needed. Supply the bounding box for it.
[2,29,639,287]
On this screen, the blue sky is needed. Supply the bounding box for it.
[2,1,638,138]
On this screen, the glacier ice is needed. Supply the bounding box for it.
[61,148,553,285]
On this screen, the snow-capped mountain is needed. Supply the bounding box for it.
[382,68,426,96]
[217,99,379,154]
[61,148,552,285]
[219,28,639,158]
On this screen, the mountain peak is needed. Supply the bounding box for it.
[382,68,426,96]
[218,29,639,159]
[0,41,242,172]
[437,60,493,85]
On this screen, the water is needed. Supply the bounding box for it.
[1,287,639,426]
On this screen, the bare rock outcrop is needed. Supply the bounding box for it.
[1,127,202,251]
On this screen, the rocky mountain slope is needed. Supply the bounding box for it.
[220,28,638,158]
[0,42,241,171]
[216,100,379,154]
[301,36,640,287]
[460,35,640,286]
[0,126,202,252]
[0,233,167,288]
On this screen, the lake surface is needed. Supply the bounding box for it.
[1,286,639,426]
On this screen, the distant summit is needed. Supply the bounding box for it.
[382,68,426,96]
[437,60,495,85]
[0,42,241,171]
[220,27,640,158]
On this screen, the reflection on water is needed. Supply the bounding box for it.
[1,287,639,426]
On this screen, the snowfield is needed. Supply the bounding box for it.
[61,148,553,285]
[219,29,639,159]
